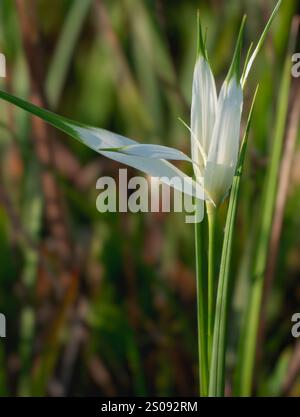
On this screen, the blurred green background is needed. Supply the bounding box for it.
[0,0,299,397]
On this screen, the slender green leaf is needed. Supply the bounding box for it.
[195,203,209,396]
[226,15,246,82]
[236,22,296,397]
[45,0,93,108]
[242,0,282,87]
[241,42,253,84]
[209,87,259,397]
[197,11,208,60]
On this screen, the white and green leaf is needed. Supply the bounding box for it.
[0,89,205,199]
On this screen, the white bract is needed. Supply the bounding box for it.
[191,55,243,206]
[0,1,282,212]
[78,16,248,208]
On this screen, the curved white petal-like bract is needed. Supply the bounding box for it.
[116,144,194,164]
[191,57,217,170]
[205,78,243,205]
[73,126,205,200]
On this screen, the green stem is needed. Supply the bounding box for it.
[237,35,293,397]
[209,88,258,397]
[206,202,217,362]
[195,204,209,396]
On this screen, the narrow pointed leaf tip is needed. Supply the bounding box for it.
[226,15,246,83]
[242,0,282,87]
[241,42,254,84]
[197,11,208,60]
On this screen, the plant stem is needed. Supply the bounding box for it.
[237,32,294,396]
[195,204,208,396]
[206,202,217,362]
[209,88,258,397]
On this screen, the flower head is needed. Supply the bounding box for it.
[0,2,281,215]
[190,15,245,206]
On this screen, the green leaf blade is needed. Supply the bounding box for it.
[209,87,259,397]
[242,0,282,87]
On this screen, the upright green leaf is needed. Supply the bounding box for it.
[236,25,296,396]
[241,0,282,87]
[45,0,92,108]
[209,87,259,397]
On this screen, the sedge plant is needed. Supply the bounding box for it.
[0,0,282,397]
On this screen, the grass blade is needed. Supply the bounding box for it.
[209,87,259,397]
[242,0,282,87]
[236,24,296,396]
[195,204,209,396]
[45,0,92,108]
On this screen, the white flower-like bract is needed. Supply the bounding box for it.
[0,1,281,212]
[189,17,245,207]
